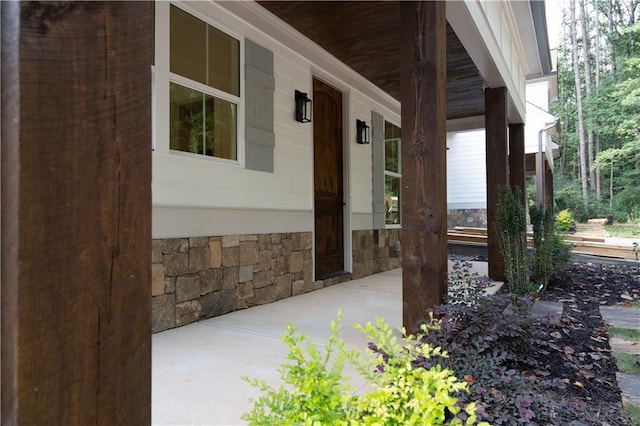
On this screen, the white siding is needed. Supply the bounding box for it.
[446,130,487,209]
[152,1,401,238]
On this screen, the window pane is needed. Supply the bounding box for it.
[170,82,237,160]
[385,121,401,140]
[384,122,401,173]
[204,95,237,160]
[208,27,240,96]
[385,138,399,173]
[170,6,206,85]
[170,83,205,154]
[385,175,401,225]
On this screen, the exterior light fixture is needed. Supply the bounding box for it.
[294,90,312,123]
[356,119,370,144]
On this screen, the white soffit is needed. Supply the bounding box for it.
[447,0,528,123]
[511,0,544,77]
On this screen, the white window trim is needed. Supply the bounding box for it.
[384,129,402,228]
[153,1,245,167]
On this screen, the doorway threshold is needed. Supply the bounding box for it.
[314,271,352,289]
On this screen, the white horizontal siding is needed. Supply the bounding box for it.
[153,0,402,238]
[446,130,487,209]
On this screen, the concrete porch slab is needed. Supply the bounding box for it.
[152,262,494,425]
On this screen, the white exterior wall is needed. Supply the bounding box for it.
[152,1,400,239]
[525,79,557,169]
[446,130,487,209]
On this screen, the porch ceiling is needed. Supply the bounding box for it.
[258,1,485,120]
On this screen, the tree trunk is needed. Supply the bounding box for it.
[572,0,590,206]
[594,0,602,196]
[608,0,617,81]
[609,162,614,210]
[596,135,602,196]
[580,0,596,192]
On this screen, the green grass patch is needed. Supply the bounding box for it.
[616,352,640,375]
[605,223,640,238]
[624,403,640,426]
[610,327,640,340]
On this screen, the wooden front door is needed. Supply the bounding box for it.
[313,78,344,278]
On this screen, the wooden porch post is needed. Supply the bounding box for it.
[400,1,447,331]
[508,123,526,208]
[545,163,554,210]
[485,87,508,282]
[1,2,152,424]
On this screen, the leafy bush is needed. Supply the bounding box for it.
[555,209,575,231]
[496,185,533,294]
[243,313,488,426]
[530,205,556,293]
[243,317,354,425]
[552,234,572,265]
[447,260,492,307]
[614,186,640,220]
[349,319,486,425]
[422,296,574,424]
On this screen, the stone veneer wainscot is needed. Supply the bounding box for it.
[351,229,402,279]
[151,229,403,333]
[447,208,487,229]
[151,232,313,333]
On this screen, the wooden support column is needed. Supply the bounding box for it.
[400,1,447,331]
[485,87,508,282]
[508,123,526,208]
[545,163,554,210]
[2,2,152,424]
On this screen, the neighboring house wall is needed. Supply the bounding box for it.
[525,78,556,168]
[151,1,402,332]
[446,130,487,228]
[444,78,557,230]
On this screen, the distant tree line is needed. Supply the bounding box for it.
[553,0,639,222]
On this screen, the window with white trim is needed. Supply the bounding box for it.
[384,121,401,225]
[168,4,240,161]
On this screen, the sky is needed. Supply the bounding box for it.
[546,0,566,50]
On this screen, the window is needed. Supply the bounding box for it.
[168,5,240,161]
[384,121,401,225]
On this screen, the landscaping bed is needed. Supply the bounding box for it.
[244,261,640,425]
[537,262,640,425]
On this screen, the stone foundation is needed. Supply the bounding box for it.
[351,229,402,279]
[151,229,404,333]
[447,209,487,229]
[151,232,313,333]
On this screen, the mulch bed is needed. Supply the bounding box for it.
[533,262,640,425]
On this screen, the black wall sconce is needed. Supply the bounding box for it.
[294,90,312,123]
[356,119,370,144]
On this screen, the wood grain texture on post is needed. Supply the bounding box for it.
[399,1,448,332]
[2,2,153,424]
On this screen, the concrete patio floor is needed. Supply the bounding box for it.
[152,262,490,426]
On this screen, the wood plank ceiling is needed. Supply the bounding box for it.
[259,1,485,120]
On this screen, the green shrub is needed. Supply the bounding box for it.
[552,234,572,265]
[423,296,575,424]
[496,185,533,294]
[242,316,354,425]
[530,205,555,293]
[243,313,488,426]
[555,209,575,232]
[349,319,486,425]
[447,260,491,307]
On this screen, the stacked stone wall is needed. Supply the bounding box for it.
[351,229,402,279]
[447,209,487,229]
[151,232,312,333]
